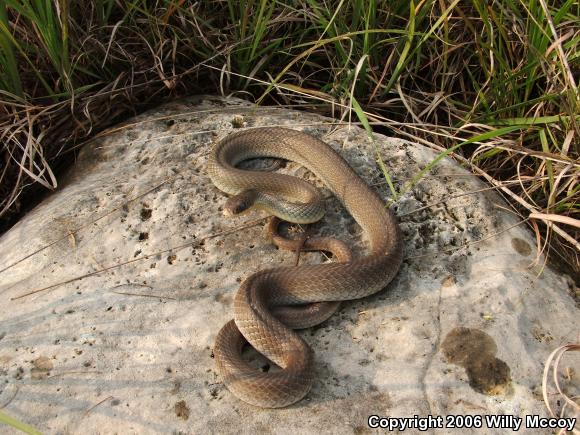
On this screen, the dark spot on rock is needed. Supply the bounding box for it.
[106,306,113,312]
[166,119,175,127]
[442,327,512,396]
[167,254,177,264]
[466,357,511,395]
[442,327,496,365]
[140,157,150,165]
[214,292,230,304]
[532,325,553,343]
[174,400,190,420]
[207,262,223,272]
[14,366,24,380]
[111,399,120,406]
[141,207,152,221]
[354,425,371,435]
[511,237,531,256]
[0,332,5,341]
[138,232,149,241]
[209,386,219,398]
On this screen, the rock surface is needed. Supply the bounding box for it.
[0,96,577,434]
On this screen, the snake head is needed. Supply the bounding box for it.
[224,189,259,216]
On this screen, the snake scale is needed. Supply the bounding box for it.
[208,127,403,408]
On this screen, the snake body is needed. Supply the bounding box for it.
[208,127,403,408]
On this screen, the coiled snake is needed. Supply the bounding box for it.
[208,127,403,408]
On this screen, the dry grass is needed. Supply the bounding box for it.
[542,342,580,434]
[1,0,579,275]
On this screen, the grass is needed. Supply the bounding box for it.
[0,0,578,276]
[0,410,41,434]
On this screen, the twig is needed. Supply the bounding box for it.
[83,396,113,418]
[0,386,18,409]
[110,291,177,300]
[10,217,267,300]
[0,176,175,275]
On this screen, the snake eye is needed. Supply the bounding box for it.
[226,200,249,215]
[233,201,248,214]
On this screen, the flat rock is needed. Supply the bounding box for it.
[0,96,577,434]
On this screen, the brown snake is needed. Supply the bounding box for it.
[208,127,403,408]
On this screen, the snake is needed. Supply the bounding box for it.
[208,127,403,408]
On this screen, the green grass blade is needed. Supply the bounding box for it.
[0,410,42,435]
[0,4,23,96]
[382,0,415,94]
[0,17,55,96]
[539,128,555,205]
[350,94,398,201]
[403,126,526,194]
[488,115,580,126]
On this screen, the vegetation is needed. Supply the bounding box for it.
[1,0,578,273]
[0,409,41,434]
